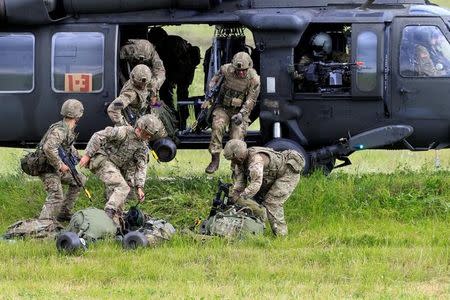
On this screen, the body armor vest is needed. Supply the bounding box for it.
[101,127,147,170]
[247,147,286,181]
[120,80,150,116]
[39,121,75,153]
[219,64,254,108]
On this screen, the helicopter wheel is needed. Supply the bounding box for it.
[264,138,311,175]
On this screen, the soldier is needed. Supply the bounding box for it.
[38,99,86,222]
[202,52,260,174]
[79,114,165,225]
[148,27,201,130]
[223,139,304,236]
[413,27,447,77]
[119,39,166,94]
[294,32,349,91]
[107,64,167,136]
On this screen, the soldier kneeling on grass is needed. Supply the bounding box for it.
[223,139,304,236]
[79,114,165,227]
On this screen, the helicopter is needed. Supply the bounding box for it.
[0,0,449,173]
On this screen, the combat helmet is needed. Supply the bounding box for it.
[135,114,164,136]
[310,32,332,58]
[232,52,253,70]
[130,64,152,86]
[223,139,248,161]
[60,99,84,119]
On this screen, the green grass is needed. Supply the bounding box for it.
[0,150,449,298]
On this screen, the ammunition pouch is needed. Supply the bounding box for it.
[222,96,243,108]
[20,149,54,176]
[282,150,305,174]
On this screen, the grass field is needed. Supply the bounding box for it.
[0,148,449,298]
[1,2,450,298]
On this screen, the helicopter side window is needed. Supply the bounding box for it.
[0,33,34,93]
[400,26,450,78]
[356,31,377,92]
[52,32,104,93]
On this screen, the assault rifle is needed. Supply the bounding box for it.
[189,75,224,133]
[208,180,232,217]
[58,147,92,201]
[123,106,137,126]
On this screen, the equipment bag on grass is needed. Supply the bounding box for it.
[200,206,265,238]
[65,207,118,242]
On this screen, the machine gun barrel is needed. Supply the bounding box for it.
[58,147,92,201]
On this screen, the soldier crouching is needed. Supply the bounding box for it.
[38,99,86,222]
[202,52,260,174]
[223,139,304,236]
[79,114,165,225]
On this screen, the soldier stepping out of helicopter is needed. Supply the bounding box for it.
[202,52,261,174]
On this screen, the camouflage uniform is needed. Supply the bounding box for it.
[224,141,304,236]
[108,65,168,138]
[120,39,166,92]
[39,100,86,221]
[205,52,260,173]
[84,115,164,218]
[415,45,443,77]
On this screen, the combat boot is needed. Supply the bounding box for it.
[205,153,220,174]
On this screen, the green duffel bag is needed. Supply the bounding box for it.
[201,206,265,238]
[65,208,118,242]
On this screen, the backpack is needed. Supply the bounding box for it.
[65,208,118,242]
[150,102,180,144]
[20,149,53,176]
[200,206,265,238]
[3,218,63,239]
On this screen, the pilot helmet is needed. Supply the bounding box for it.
[135,114,164,136]
[60,99,84,119]
[223,139,248,161]
[310,32,333,58]
[232,52,253,70]
[130,64,152,86]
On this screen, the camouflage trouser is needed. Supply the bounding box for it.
[92,160,130,214]
[209,106,248,154]
[261,169,300,236]
[39,171,86,220]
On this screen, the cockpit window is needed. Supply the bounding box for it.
[400,25,450,78]
[356,31,377,92]
[0,33,34,93]
[52,32,104,93]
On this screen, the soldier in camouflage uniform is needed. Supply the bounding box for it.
[108,64,167,137]
[119,39,166,94]
[79,114,165,224]
[413,27,447,77]
[223,139,304,236]
[202,52,261,174]
[38,99,86,222]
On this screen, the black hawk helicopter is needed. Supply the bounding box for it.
[0,0,449,172]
